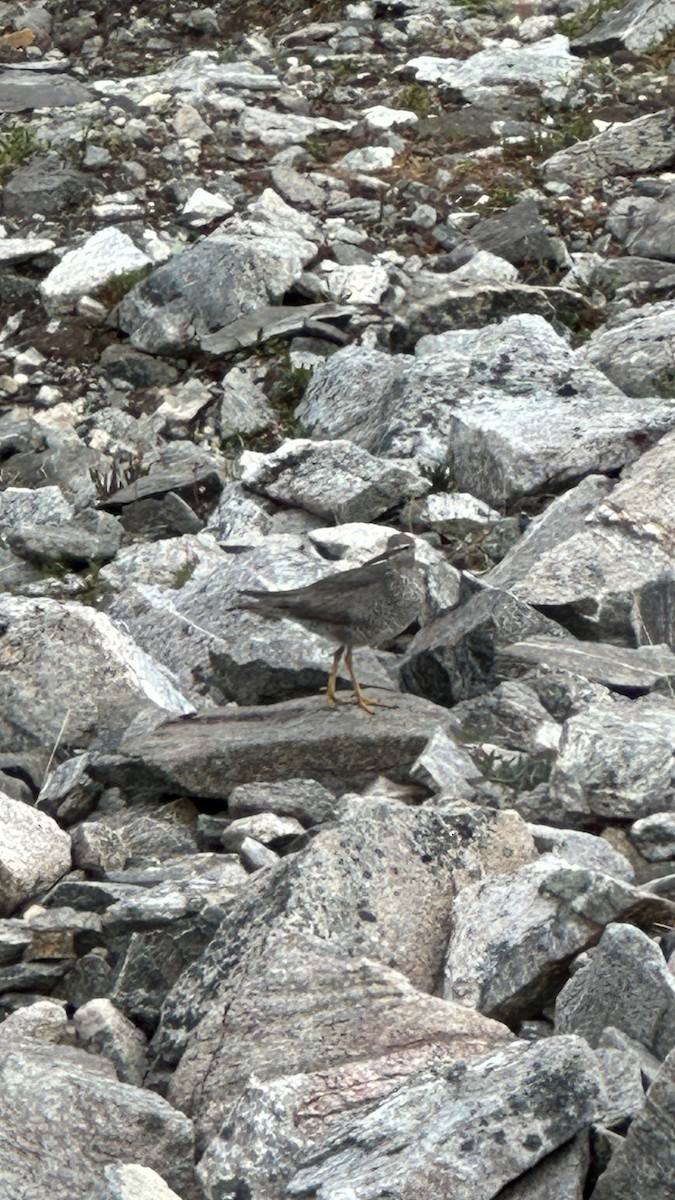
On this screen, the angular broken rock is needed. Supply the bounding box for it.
[549,694,675,822]
[285,1036,603,1200]
[241,437,426,523]
[117,229,316,354]
[400,585,568,707]
[298,316,667,506]
[554,923,675,1061]
[543,108,675,184]
[592,1045,675,1200]
[443,854,675,1023]
[0,595,194,753]
[0,1041,197,1199]
[0,790,71,915]
[39,226,151,316]
[168,928,512,1143]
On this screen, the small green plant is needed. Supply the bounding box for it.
[557,0,624,40]
[172,560,198,589]
[421,462,456,494]
[0,126,38,178]
[304,134,333,162]
[269,364,313,410]
[396,83,436,119]
[96,265,153,309]
[475,747,551,792]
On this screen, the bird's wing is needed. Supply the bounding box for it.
[240,544,404,605]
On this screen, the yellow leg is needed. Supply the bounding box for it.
[325,646,345,706]
[343,648,375,713]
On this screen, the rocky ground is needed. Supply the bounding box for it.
[1,0,675,1197]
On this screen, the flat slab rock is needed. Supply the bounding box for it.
[285,1036,603,1200]
[119,692,458,796]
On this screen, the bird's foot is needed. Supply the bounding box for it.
[350,685,397,714]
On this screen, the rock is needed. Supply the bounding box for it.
[40,227,152,316]
[443,854,675,1023]
[406,35,584,104]
[0,791,71,916]
[286,1036,603,1199]
[0,71,91,113]
[241,437,426,522]
[577,302,675,397]
[117,227,317,355]
[488,431,675,643]
[73,998,148,1086]
[0,1041,197,1199]
[0,998,69,1046]
[543,109,675,184]
[572,0,675,55]
[153,800,526,1075]
[119,693,467,797]
[93,1163,184,1200]
[528,825,635,882]
[592,1046,675,1200]
[298,317,674,506]
[401,585,568,707]
[549,694,675,822]
[630,813,675,862]
[0,595,194,753]
[169,927,513,1142]
[227,778,338,825]
[554,923,675,1060]
[496,636,675,695]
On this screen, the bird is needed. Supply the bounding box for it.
[236,533,425,713]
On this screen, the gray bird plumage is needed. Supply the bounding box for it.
[237,533,424,711]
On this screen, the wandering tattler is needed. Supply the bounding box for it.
[238,533,425,712]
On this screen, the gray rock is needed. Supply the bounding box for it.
[489,431,675,643]
[241,437,426,522]
[543,109,675,184]
[630,813,675,862]
[168,925,512,1142]
[119,691,471,798]
[406,34,583,104]
[528,825,634,882]
[577,302,675,397]
[221,812,304,849]
[40,227,152,316]
[495,1134,589,1200]
[496,636,675,695]
[594,1042,646,1126]
[443,854,675,1023]
[117,228,316,355]
[592,1046,675,1200]
[572,0,675,54]
[0,999,70,1047]
[0,484,73,527]
[286,1036,602,1199]
[7,518,122,568]
[227,778,337,825]
[0,790,71,916]
[93,1163,183,1200]
[0,595,194,753]
[298,317,673,506]
[0,1041,197,1199]
[0,70,91,112]
[401,585,568,707]
[154,800,509,1071]
[555,923,675,1060]
[550,694,675,821]
[73,998,148,1087]
[607,187,675,263]
[469,200,562,267]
